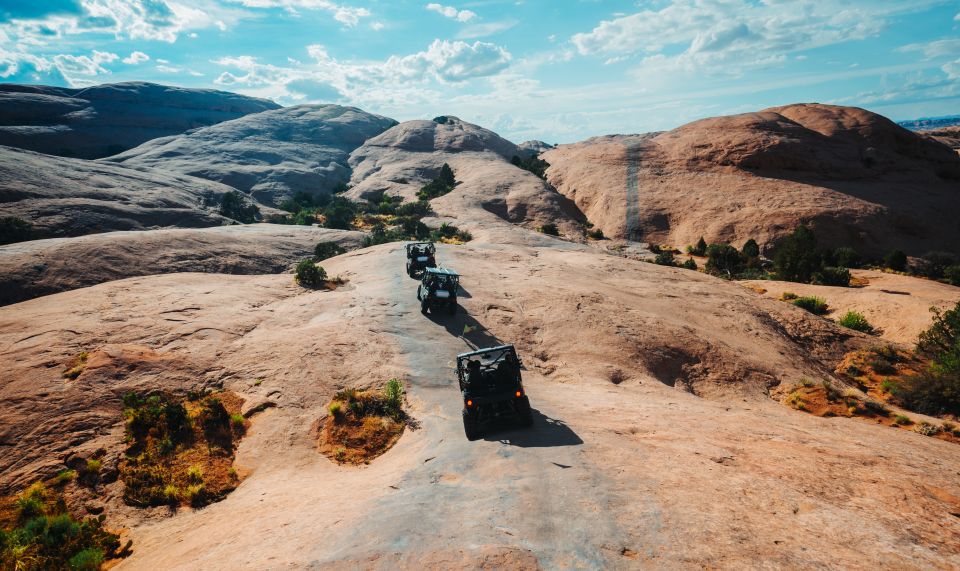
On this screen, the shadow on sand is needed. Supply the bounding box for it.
[482,408,583,448]
[425,307,502,350]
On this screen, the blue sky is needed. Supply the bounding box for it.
[1,0,958,142]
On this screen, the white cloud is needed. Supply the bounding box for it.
[156,64,182,73]
[944,60,960,80]
[212,39,511,107]
[228,0,371,26]
[569,0,935,75]
[899,39,960,59]
[122,50,150,64]
[426,3,476,22]
[370,21,384,31]
[52,50,118,76]
[457,19,517,39]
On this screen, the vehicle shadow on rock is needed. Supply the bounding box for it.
[482,408,583,448]
[426,310,503,350]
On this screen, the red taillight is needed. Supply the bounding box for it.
[515,391,522,398]
[466,399,473,407]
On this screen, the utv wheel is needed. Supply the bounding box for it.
[463,410,481,441]
[447,301,457,315]
[518,396,533,427]
[421,300,429,315]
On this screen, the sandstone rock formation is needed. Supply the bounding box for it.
[346,116,585,239]
[0,145,265,239]
[107,105,398,205]
[0,225,363,305]
[922,126,960,153]
[0,82,278,159]
[544,104,960,256]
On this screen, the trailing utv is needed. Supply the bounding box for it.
[457,344,533,440]
[418,267,459,315]
[405,242,436,279]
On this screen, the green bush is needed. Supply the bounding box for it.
[219,191,260,224]
[313,242,345,260]
[916,252,956,279]
[838,311,873,333]
[687,236,707,256]
[294,258,327,287]
[395,200,432,218]
[416,164,457,201]
[773,225,820,282]
[741,238,760,258]
[792,296,828,315]
[539,223,559,236]
[883,249,907,272]
[832,247,861,269]
[511,154,550,179]
[918,302,960,375]
[681,258,697,270]
[705,243,744,277]
[383,379,404,420]
[897,370,960,417]
[944,265,960,286]
[812,266,851,287]
[0,217,33,245]
[587,228,604,240]
[321,197,356,230]
[654,251,676,266]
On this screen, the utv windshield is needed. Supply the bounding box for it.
[459,347,519,394]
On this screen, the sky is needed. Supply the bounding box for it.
[1,0,958,143]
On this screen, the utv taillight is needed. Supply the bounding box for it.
[515,391,522,398]
[466,399,473,407]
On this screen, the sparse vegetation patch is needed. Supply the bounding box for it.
[118,392,247,508]
[837,311,874,333]
[319,380,408,465]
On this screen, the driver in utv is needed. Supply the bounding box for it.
[405,242,436,279]
[457,344,533,440]
[417,267,459,315]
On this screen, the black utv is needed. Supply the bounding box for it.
[405,242,436,279]
[457,344,533,440]
[417,268,459,315]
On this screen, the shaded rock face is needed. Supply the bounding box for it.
[0,81,279,159]
[106,104,398,206]
[543,104,960,256]
[0,225,364,306]
[0,145,250,238]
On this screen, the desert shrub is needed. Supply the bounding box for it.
[328,402,343,421]
[869,357,896,375]
[417,164,457,201]
[383,379,404,420]
[917,302,960,375]
[916,252,956,280]
[832,247,861,269]
[838,311,873,333]
[883,249,907,272]
[741,238,760,258]
[822,380,841,401]
[798,378,815,388]
[56,470,77,485]
[294,258,327,287]
[395,200,432,218]
[219,191,260,224]
[229,413,246,433]
[893,414,913,426]
[321,197,356,230]
[0,216,33,245]
[944,265,960,286]
[687,236,707,256]
[511,154,550,179]
[681,258,697,270]
[84,459,102,475]
[773,225,820,282]
[539,223,560,236]
[862,399,888,415]
[880,379,897,393]
[197,397,232,448]
[705,243,744,277]
[792,296,828,315]
[280,191,327,214]
[654,251,676,266]
[1,484,123,570]
[186,465,203,483]
[812,266,851,287]
[587,228,604,240]
[897,370,960,417]
[313,242,345,260]
[433,116,449,124]
[780,292,798,300]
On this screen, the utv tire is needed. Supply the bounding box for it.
[421,300,429,315]
[447,301,457,315]
[463,410,481,441]
[518,396,533,427]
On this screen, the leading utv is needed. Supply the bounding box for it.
[405,242,436,279]
[457,344,533,440]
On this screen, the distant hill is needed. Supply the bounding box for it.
[106,104,397,205]
[0,81,279,159]
[898,115,960,131]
